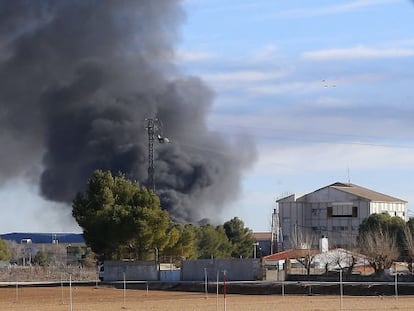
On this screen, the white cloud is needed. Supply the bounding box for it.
[266,0,401,19]
[247,80,321,95]
[302,46,414,60]
[175,49,216,62]
[249,44,283,63]
[203,69,290,83]
[328,73,384,83]
[201,69,293,93]
[184,0,275,14]
[255,142,414,177]
[210,102,414,150]
[202,59,385,95]
[391,38,414,47]
[312,96,353,108]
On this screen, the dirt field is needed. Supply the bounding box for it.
[1,286,414,311]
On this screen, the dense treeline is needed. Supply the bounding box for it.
[72,170,256,260]
[3,169,413,277]
[357,212,414,274]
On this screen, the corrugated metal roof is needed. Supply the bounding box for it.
[263,248,320,261]
[329,182,406,203]
[253,232,272,240]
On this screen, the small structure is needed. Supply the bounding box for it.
[314,248,368,273]
[263,246,370,279]
[253,232,274,257]
[263,248,320,276]
[101,260,158,282]
[159,263,180,281]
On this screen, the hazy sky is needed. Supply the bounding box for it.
[177,0,414,231]
[1,0,414,233]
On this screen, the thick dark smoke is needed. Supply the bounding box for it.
[0,0,256,222]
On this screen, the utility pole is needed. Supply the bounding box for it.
[145,118,170,192]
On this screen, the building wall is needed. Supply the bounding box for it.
[181,259,261,281]
[370,202,407,221]
[298,187,360,203]
[102,260,158,281]
[307,199,369,248]
[279,201,305,247]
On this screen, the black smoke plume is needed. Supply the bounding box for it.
[0,0,256,222]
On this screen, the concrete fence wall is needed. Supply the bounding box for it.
[160,270,181,281]
[265,269,286,281]
[103,259,262,282]
[103,260,158,282]
[181,258,261,281]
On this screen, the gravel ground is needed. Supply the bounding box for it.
[1,286,414,311]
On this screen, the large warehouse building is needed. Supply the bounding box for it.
[275,182,407,250]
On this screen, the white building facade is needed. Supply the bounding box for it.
[276,182,407,250]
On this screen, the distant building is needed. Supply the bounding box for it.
[0,232,86,266]
[275,182,407,250]
[0,232,84,244]
[263,246,371,275]
[253,232,273,257]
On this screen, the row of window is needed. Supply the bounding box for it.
[328,205,358,217]
[311,225,359,232]
[311,206,358,218]
[311,208,324,216]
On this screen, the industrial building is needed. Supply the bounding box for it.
[274,182,407,250]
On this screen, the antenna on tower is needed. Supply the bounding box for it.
[145,117,170,192]
[347,166,351,183]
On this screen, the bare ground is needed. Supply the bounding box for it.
[1,286,414,311]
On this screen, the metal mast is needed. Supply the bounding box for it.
[271,205,280,254]
[145,117,169,192]
[146,118,157,192]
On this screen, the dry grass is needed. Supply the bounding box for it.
[1,286,414,310]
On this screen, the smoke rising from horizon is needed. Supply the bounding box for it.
[0,0,256,222]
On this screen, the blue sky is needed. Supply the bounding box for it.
[1,0,414,233]
[176,0,414,231]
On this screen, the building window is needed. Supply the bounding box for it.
[352,206,358,217]
[327,204,356,218]
[312,208,326,217]
[332,226,348,231]
[312,226,321,233]
[327,206,333,218]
